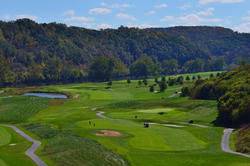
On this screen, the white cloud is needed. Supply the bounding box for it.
[179,4,192,10]
[161,8,221,26]
[1,14,38,21]
[160,16,175,22]
[234,22,250,33]
[64,10,75,17]
[15,14,38,21]
[234,11,250,32]
[145,10,156,15]
[197,8,214,16]
[199,0,244,5]
[101,3,131,9]
[127,23,157,29]
[154,3,168,9]
[116,13,136,21]
[89,8,111,15]
[178,14,221,25]
[97,23,112,29]
[63,10,94,27]
[111,3,131,9]
[242,11,250,22]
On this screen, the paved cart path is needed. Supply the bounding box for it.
[221,128,250,158]
[3,125,47,166]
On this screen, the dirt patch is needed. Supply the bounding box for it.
[49,99,65,106]
[96,130,122,137]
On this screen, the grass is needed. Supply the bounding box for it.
[0,126,35,166]
[0,71,249,166]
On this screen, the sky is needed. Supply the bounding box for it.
[1,0,250,32]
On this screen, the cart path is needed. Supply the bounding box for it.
[3,125,47,166]
[221,128,250,158]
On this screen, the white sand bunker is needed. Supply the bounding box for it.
[9,144,16,146]
[96,130,122,137]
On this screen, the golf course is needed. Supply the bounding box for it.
[0,71,249,166]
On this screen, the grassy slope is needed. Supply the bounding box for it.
[0,71,249,166]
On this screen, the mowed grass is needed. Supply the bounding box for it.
[0,126,35,166]
[0,71,249,166]
[76,119,206,152]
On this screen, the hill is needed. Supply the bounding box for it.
[190,65,250,127]
[0,19,250,85]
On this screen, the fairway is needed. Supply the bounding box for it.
[0,71,249,166]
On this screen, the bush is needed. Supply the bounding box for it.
[181,87,190,97]
[149,85,155,92]
[143,79,148,86]
[159,81,167,92]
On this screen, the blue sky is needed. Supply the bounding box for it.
[1,0,250,32]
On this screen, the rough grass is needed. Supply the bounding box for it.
[0,96,48,123]
[23,123,128,166]
[235,125,250,154]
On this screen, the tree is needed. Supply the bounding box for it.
[149,85,155,92]
[161,76,166,82]
[0,55,15,85]
[138,80,142,86]
[143,78,148,86]
[158,80,167,92]
[209,57,225,71]
[177,76,184,84]
[43,57,63,82]
[130,55,158,78]
[88,56,114,82]
[186,75,190,81]
[210,73,214,78]
[127,79,131,84]
[154,77,159,83]
[183,59,205,73]
[162,59,178,74]
[181,87,190,97]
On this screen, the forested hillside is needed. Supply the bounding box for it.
[1,19,250,85]
[189,64,250,127]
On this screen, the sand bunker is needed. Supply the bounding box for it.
[96,130,122,137]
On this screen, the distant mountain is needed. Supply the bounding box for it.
[0,19,250,85]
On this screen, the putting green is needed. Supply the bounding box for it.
[0,127,11,146]
[77,119,206,152]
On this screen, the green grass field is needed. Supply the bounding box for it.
[0,126,35,166]
[0,71,249,166]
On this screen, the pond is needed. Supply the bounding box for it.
[24,92,68,99]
